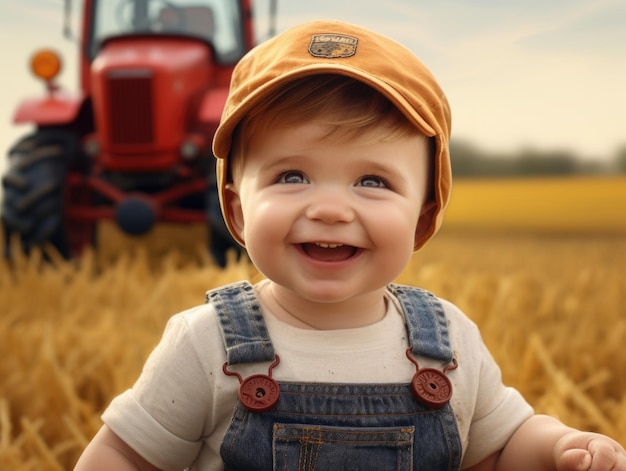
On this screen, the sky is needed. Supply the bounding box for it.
[1,0,625,184]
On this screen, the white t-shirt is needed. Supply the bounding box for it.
[103,280,533,470]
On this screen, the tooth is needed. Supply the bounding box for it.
[316,243,342,249]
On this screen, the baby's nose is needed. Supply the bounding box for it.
[305,189,355,223]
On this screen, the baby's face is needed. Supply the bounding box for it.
[225,119,431,307]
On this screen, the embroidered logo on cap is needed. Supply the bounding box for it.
[308,34,358,58]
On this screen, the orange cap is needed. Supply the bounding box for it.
[213,20,452,251]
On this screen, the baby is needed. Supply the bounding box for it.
[74,19,626,470]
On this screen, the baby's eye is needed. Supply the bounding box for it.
[278,171,308,184]
[357,175,388,188]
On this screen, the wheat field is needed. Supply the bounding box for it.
[446,176,626,233]
[1,177,626,470]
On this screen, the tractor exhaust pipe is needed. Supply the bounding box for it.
[63,0,72,39]
[269,0,277,37]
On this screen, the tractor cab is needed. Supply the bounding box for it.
[88,0,249,64]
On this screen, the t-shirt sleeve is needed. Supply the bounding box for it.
[462,346,534,467]
[102,306,216,470]
[451,302,534,468]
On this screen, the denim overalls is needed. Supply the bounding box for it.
[209,281,462,470]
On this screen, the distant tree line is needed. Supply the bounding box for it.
[450,140,626,177]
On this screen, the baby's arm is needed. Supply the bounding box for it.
[73,425,161,471]
[466,415,626,471]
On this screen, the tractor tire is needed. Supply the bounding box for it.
[1,129,79,259]
[206,170,246,268]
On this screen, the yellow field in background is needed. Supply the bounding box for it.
[445,176,626,233]
[1,177,625,469]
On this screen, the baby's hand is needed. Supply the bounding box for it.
[554,431,626,470]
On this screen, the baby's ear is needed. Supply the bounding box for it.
[414,200,438,248]
[224,183,245,244]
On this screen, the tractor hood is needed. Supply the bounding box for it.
[91,36,225,167]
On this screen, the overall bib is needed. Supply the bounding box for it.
[210,281,462,470]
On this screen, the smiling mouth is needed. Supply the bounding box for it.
[301,243,359,262]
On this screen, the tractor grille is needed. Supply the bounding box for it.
[107,70,154,145]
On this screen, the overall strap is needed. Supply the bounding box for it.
[206,281,276,365]
[209,281,453,364]
[388,284,454,363]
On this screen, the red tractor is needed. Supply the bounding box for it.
[2,0,275,266]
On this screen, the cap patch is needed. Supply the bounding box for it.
[308,33,358,58]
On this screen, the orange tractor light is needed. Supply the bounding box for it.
[30,49,62,82]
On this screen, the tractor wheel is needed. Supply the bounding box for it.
[206,171,246,268]
[1,129,79,259]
